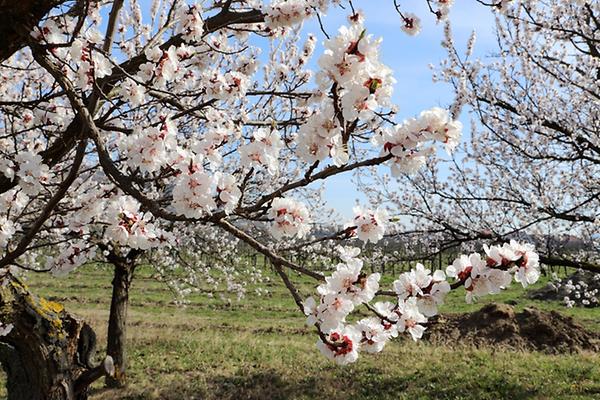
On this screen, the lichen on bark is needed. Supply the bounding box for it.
[0,273,113,400]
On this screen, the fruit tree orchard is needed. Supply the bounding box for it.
[0,0,594,399]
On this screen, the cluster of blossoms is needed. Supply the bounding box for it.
[431,0,455,20]
[11,151,50,196]
[191,109,243,168]
[138,46,178,87]
[393,263,450,316]
[170,165,242,219]
[304,246,382,364]
[0,191,28,254]
[49,240,98,277]
[177,4,204,42]
[295,17,397,167]
[495,0,515,14]
[447,252,510,304]
[268,198,311,239]
[483,240,540,288]
[106,196,174,250]
[263,0,337,30]
[303,241,540,365]
[118,79,145,107]
[121,117,178,173]
[448,240,539,303]
[172,160,217,218]
[400,13,422,36]
[203,69,250,101]
[0,217,18,249]
[215,172,242,214]
[348,206,388,244]
[317,19,396,120]
[266,202,390,245]
[239,128,284,175]
[294,14,463,181]
[70,38,112,90]
[397,0,460,37]
[373,107,462,175]
[118,113,243,220]
[30,18,111,91]
[296,105,348,167]
[30,19,64,44]
[26,104,67,129]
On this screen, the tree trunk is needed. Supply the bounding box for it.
[105,261,134,388]
[0,0,69,62]
[0,273,113,400]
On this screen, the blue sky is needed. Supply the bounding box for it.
[304,2,499,217]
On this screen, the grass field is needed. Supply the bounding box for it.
[4,264,600,399]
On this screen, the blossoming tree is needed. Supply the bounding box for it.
[0,0,545,398]
[362,0,600,276]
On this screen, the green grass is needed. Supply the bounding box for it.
[3,264,599,399]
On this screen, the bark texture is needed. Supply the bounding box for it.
[0,274,113,400]
[105,261,134,388]
[0,0,67,62]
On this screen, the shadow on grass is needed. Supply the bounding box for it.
[93,367,539,400]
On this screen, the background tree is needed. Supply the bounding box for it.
[365,0,600,274]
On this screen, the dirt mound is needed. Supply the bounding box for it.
[424,303,599,353]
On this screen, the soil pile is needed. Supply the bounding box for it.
[424,303,599,353]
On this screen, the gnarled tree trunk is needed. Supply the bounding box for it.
[0,0,68,62]
[0,273,113,400]
[105,259,135,388]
